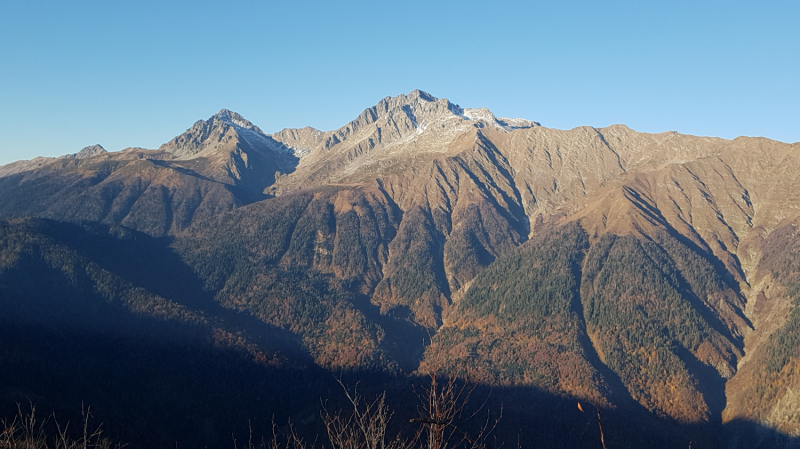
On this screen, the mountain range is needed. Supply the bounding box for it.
[1,89,799,448]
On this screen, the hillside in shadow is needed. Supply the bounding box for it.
[0,218,797,448]
[3,317,799,448]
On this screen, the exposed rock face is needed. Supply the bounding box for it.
[159,109,300,195]
[62,144,108,159]
[2,90,800,440]
[161,110,269,159]
[269,89,539,191]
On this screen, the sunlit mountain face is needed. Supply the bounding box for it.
[2,90,800,448]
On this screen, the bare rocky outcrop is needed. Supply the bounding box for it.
[62,144,108,159]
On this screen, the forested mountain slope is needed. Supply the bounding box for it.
[2,90,800,447]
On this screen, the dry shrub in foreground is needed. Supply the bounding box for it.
[232,421,309,449]
[270,371,500,449]
[412,371,499,449]
[322,380,414,449]
[0,403,123,449]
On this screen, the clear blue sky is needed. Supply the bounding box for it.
[1,0,798,165]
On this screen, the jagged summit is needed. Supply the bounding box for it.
[334,89,539,144]
[369,89,461,116]
[75,144,107,159]
[213,109,264,134]
[159,109,276,160]
[156,109,299,196]
[408,88,435,101]
[245,90,539,177]
[339,89,462,135]
[268,89,541,189]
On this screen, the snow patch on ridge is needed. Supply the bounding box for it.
[462,108,540,130]
[232,118,250,128]
[463,108,497,122]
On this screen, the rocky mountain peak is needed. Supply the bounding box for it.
[153,109,299,196]
[60,144,107,160]
[159,110,273,160]
[358,90,538,135]
[212,109,264,134]
[408,88,434,101]
[269,90,543,190]
[76,144,107,158]
[345,90,462,131]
